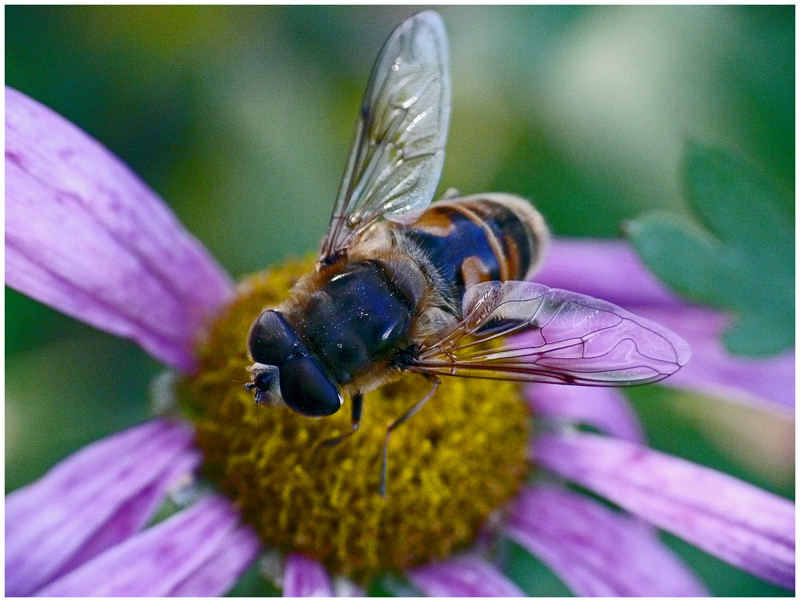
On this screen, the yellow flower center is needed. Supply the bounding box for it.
[178,258,530,582]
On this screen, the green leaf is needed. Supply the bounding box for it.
[627,143,794,357]
[226,561,280,597]
[366,573,421,597]
[501,538,573,596]
[683,142,793,255]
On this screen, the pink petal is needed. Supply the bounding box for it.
[536,239,794,410]
[283,553,334,597]
[504,484,708,596]
[6,419,199,596]
[536,238,680,308]
[637,306,795,410]
[168,525,261,596]
[5,87,233,372]
[526,383,645,443]
[56,451,200,577]
[535,432,795,590]
[407,554,525,596]
[37,495,251,596]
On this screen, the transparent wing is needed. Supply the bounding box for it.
[319,11,451,264]
[412,281,691,386]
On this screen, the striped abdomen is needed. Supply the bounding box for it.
[405,193,549,306]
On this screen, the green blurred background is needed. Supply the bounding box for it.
[5,5,794,596]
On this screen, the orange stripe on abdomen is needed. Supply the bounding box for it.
[407,195,546,303]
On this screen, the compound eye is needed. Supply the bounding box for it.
[247,310,298,365]
[279,356,342,417]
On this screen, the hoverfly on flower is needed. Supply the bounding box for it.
[245,11,690,495]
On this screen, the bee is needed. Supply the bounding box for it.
[246,11,689,494]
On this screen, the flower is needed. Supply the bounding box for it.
[5,86,795,596]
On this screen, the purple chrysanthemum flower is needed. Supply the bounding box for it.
[5,86,795,596]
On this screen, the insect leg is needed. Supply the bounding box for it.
[315,392,363,452]
[379,376,441,497]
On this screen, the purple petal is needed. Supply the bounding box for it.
[5,87,233,372]
[407,554,525,596]
[526,383,645,443]
[168,525,261,596]
[535,432,795,590]
[637,306,795,410]
[283,553,334,597]
[504,484,708,596]
[536,239,794,410]
[36,494,250,596]
[6,419,199,596]
[56,450,200,577]
[536,238,680,307]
